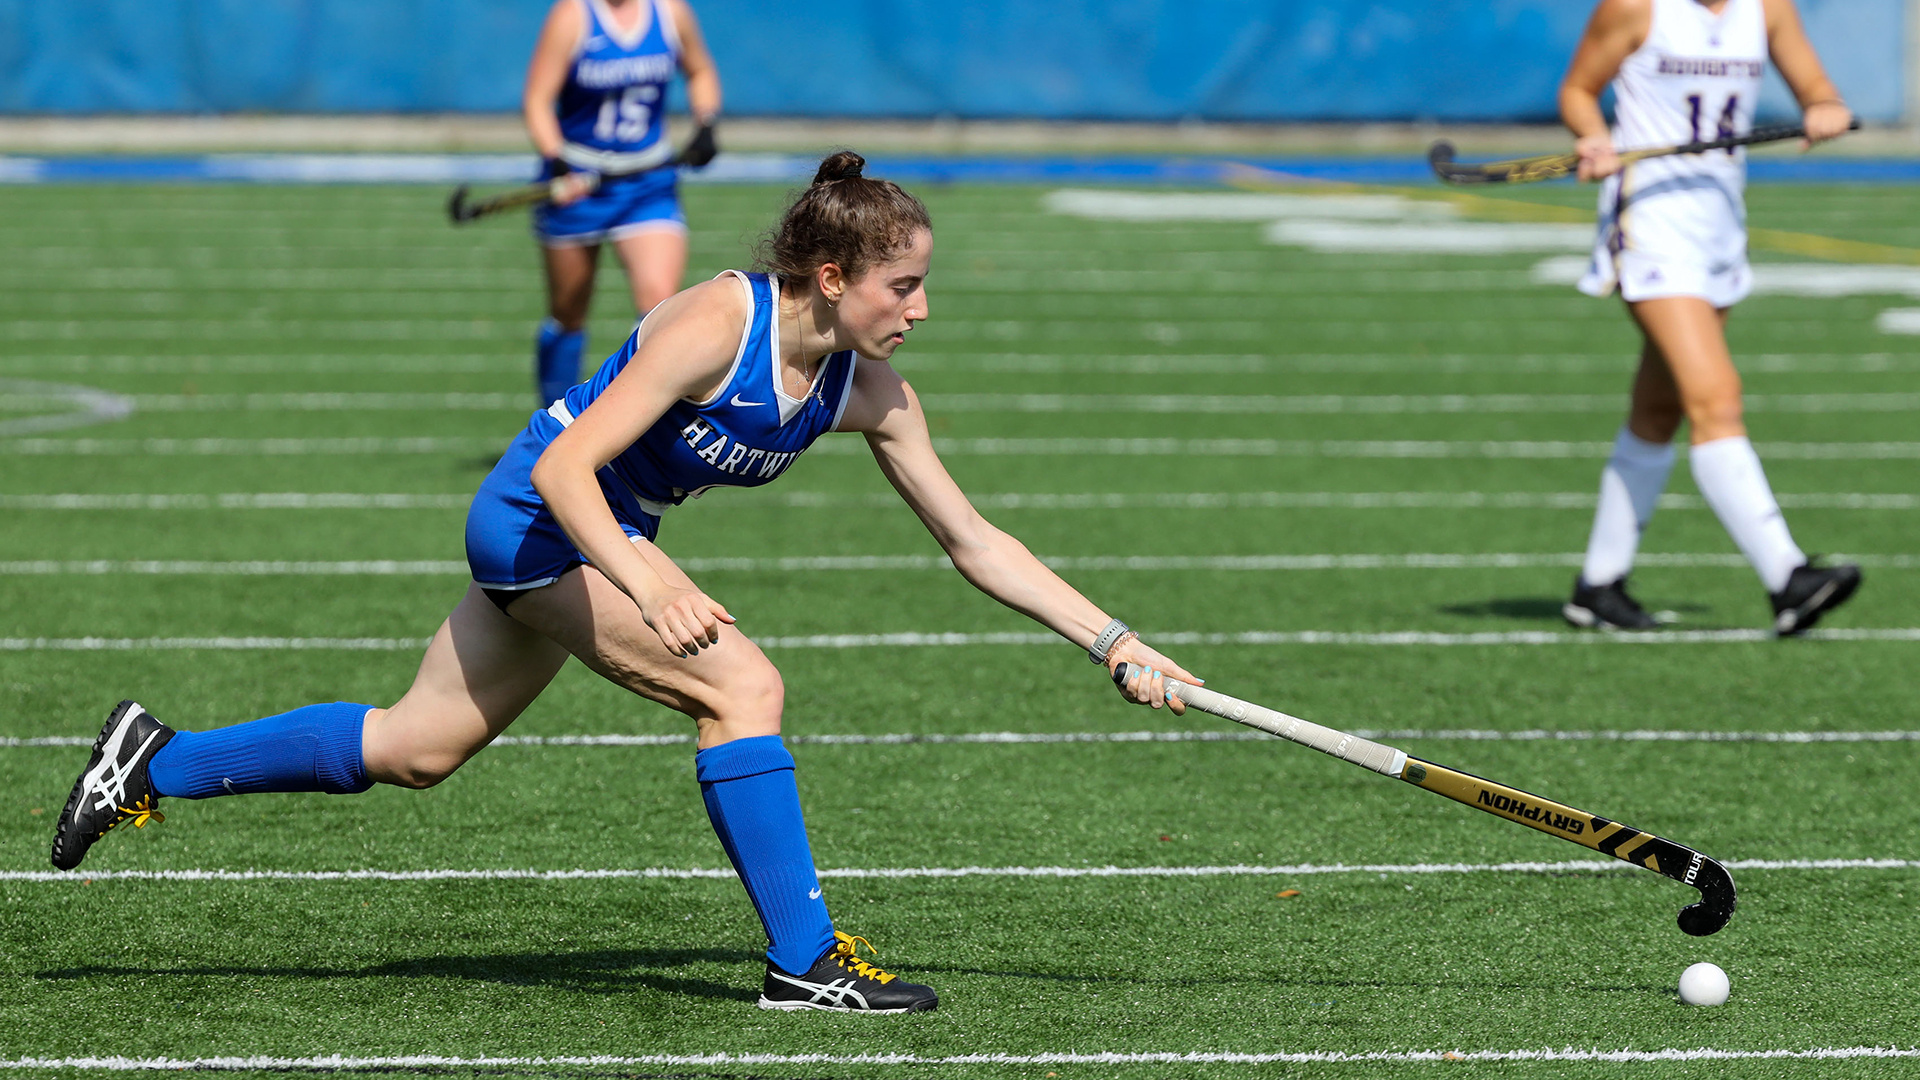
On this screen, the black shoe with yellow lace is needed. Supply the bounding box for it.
[758,931,939,1013]
[50,700,175,871]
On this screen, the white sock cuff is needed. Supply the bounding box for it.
[1688,434,1757,471]
[1612,427,1675,468]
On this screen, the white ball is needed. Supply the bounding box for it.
[1678,962,1730,1006]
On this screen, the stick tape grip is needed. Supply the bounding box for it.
[1113,663,1407,777]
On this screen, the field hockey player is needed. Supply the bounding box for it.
[50,152,1199,1015]
[524,0,722,407]
[1559,0,1861,634]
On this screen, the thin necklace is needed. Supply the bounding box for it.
[784,288,826,406]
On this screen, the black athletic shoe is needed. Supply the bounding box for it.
[1771,560,1862,637]
[50,700,175,871]
[758,931,939,1013]
[1563,576,1660,630]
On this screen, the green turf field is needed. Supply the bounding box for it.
[1,177,1917,1077]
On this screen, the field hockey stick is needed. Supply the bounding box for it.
[1429,117,1860,185]
[1113,663,1737,936]
[446,171,603,226]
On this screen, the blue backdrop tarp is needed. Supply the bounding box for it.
[0,0,1903,121]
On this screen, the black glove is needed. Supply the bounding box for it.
[676,122,718,168]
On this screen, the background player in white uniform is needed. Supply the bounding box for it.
[1560,0,1860,634]
[524,0,721,406]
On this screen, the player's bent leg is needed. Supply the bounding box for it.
[49,586,567,871]
[360,584,571,788]
[509,559,936,1012]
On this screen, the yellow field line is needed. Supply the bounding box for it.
[1221,161,1920,265]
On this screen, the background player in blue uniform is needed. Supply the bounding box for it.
[52,153,1197,1015]
[524,0,721,406]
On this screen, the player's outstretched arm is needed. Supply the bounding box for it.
[1761,0,1852,147]
[840,360,1199,713]
[530,280,743,657]
[1559,0,1649,180]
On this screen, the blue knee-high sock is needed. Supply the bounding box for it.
[534,319,586,406]
[696,736,837,975]
[147,702,373,799]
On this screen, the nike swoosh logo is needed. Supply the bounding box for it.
[808,887,823,899]
[730,393,766,407]
[222,777,239,795]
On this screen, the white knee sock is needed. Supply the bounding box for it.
[1580,427,1676,587]
[1689,435,1804,593]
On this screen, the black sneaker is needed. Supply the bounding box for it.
[758,931,939,1013]
[50,701,175,871]
[1771,561,1862,636]
[1563,576,1660,630]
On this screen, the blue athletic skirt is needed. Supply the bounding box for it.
[465,417,661,603]
[531,165,684,247]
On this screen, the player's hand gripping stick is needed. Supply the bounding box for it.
[1429,117,1861,185]
[1112,663,1737,936]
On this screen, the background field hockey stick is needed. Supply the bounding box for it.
[446,171,602,226]
[1112,663,1737,936]
[1428,117,1860,185]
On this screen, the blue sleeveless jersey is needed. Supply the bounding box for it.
[466,272,859,592]
[554,0,679,175]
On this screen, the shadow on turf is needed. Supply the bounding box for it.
[36,947,761,1003]
[1439,597,1712,621]
[251,1070,833,1080]
[38,945,1665,1000]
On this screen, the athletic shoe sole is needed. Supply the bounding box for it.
[756,995,928,1014]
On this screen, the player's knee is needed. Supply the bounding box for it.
[1684,392,1744,435]
[713,660,785,735]
[385,754,461,790]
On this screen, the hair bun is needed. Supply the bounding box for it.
[813,150,866,184]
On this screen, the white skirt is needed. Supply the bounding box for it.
[1577,160,1753,309]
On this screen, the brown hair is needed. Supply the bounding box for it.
[759,150,931,287]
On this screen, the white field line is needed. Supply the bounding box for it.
[0,437,503,456]
[13,352,1917,376]
[0,354,524,375]
[8,390,1917,415]
[12,727,1920,749]
[1535,255,1920,299]
[2,858,1913,885]
[0,320,522,342]
[0,380,133,436]
[0,317,1859,345]
[5,628,1920,652]
[1041,189,1459,221]
[6,1048,1920,1070]
[0,493,474,510]
[4,553,1916,575]
[915,392,1920,415]
[3,491,1913,512]
[857,439,1920,461]
[0,392,525,412]
[1878,308,1920,334]
[894,351,1920,374]
[1265,220,1592,254]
